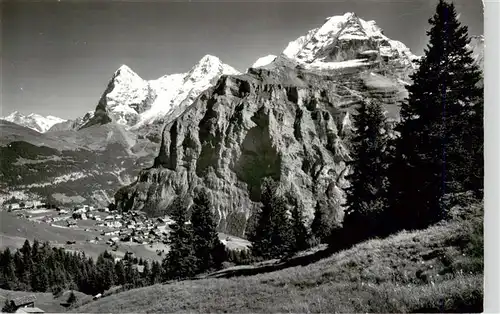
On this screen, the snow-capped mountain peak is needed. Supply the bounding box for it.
[282,12,418,70]
[134,55,240,128]
[83,54,241,129]
[115,64,140,76]
[187,54,240,80]
[1,111,67,133]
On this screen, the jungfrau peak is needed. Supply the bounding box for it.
[282,12,419,69]
[81,55,240,130]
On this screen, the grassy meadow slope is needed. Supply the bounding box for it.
[0,288,92,313]
[75,201,483,313]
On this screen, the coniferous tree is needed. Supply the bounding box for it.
[191,188,226,273]
[31,240,40,263]
[150,261,162,285]
[310,202,331,244]
[389,0,483,230]
[162,196,197,280]
[289,196,310,253]
[20,240,31,261]
[124,263,138,288]
[249,179,292,259]
[1,248,19,290]
[31,263,49,292]
[343,100,390,241]
[141,261,150,286]
[114,260,126,286]
[13,250,25,289]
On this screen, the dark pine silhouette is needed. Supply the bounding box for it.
[388,0,483,231]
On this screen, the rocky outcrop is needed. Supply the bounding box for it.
[115,59,409,237]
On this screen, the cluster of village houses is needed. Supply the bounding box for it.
[8,202,174,250]
[96,211,173,247]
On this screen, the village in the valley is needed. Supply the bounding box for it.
[2,200,250,264]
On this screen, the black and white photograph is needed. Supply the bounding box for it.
[0,0,492,313]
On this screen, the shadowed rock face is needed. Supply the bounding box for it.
[115,60,409,237]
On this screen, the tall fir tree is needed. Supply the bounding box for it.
[190,188,227,273]
[389,0,483,230]
[150,261,162,285]
[162,195,197,280]
[114,260,126,286]
[141,261,150,286]
[1,248,19,290]
[343,100,390,241]
[289,196,310,253]
[249,179,293,259]
[310,201,331,244]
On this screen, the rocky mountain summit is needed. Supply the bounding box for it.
[251,12,419,80]
[283,12,418,68]
[81,55,240,130]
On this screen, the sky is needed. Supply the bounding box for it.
[1,0,483,120]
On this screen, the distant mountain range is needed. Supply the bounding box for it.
[0,12,484,236]
[1,111,67,133]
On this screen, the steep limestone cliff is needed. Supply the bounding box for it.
[115,58,408,237]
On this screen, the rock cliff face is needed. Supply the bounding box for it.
[115,57,409,237]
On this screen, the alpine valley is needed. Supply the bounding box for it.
[0,13,484,237]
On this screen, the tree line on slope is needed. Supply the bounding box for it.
[0,239,162,296]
